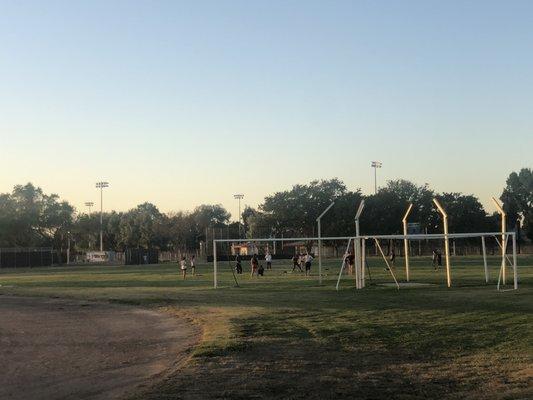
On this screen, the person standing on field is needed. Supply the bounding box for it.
[190,255,196,276]
[265,252,272,270]
[180,256,187,280]
[343,250,355,275]
[304,252,313,276]
[250,254,259,277]
[235,254,243,274]
[292,254,302,272]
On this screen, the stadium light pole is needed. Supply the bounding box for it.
[67,231,71,265]
[316,202,335,285]
[96,182,109,252]
[85,201,94,214]
[234,194,244,239]
[371,161,382,194]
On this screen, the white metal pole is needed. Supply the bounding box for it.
[374,167,377,194]
[67,234,71,265]
[361,238,366,288]
[481,236,489,283]
[336,238,352,291]
[355,238,361,289]
[512,233,518,290]
[354,200,365,289]
[502,214,506,285]
[100,186,103,252]
[443,216,451,287]
[402,203,413,282]
[433,199,451,288]
[213,240,218,289]
[318,219,322,284]
[491,197,506,286]
[316,202,334,286]
[354,226,360,290]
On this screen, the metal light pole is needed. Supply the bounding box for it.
[67,231,71,265]
[234,194,244,239]
[371,161,382,194]
[316,202,335,285]
[96,182,109,251]
[85,201,94,214]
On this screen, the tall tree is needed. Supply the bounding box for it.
[260,178,348,237]
[501,168,533,240]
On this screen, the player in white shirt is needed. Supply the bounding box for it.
[180,256,187,280]
[265,252,272,270]
[304,253,313,276]
[190,255,196,276]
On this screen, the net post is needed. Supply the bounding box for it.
[361,238,366,288]
[491,197,507,285]
[316,202,334,286]
[433,199,451,288]
[481,236,489,283]
[512,232,518,290]
[213,240,218,289]
[402,203,413,282]
[354,238,360,289]
[336,238,352,291]
[318,219,322,285]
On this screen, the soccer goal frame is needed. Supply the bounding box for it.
[212,230,518,290]
[355,231,518,290]
[212,236,354,288]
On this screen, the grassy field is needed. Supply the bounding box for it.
[1,255,532,399]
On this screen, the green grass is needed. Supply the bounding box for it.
[1,255,532,399]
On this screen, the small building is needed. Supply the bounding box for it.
[231,242,258,256]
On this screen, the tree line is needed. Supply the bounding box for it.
[0,168,531,253]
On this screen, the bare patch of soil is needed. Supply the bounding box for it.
[0,296,198,400]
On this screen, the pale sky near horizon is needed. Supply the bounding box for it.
[1,0,532,219]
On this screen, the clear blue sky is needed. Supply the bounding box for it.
[1,0,532,218]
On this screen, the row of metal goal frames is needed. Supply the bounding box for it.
[212,231,518,291]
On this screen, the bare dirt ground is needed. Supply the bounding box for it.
[0,296,198,400]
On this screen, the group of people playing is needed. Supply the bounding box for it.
[181,247,444,280]
[235,252,273,277]
[291,253,314,276]
[234,251,314,277]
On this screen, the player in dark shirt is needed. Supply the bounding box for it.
[292,254,302,272]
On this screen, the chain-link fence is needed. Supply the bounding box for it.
[0,248,56,268]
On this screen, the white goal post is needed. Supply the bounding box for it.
[212,231,518,290]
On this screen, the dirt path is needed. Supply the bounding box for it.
[0,296,198,400]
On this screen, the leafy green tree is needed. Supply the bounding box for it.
[501,168,533,240]
[260,178,348,236]
[0,183,74,249]
[360,180,435,235]
[430,193,488,234]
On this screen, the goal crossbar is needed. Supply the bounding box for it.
[213,232,514,243]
